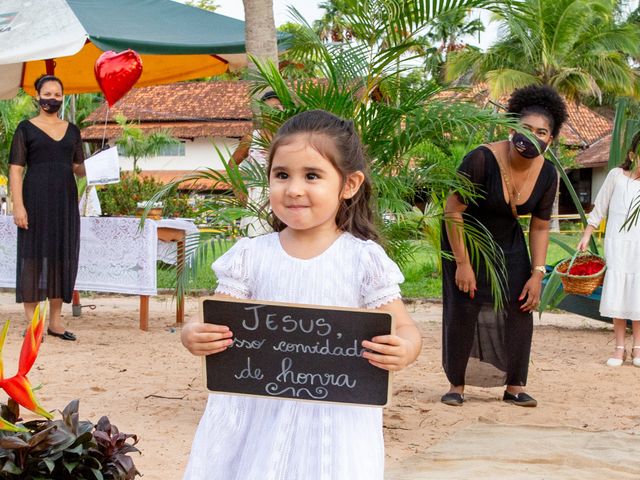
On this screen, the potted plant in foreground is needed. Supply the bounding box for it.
[0,305,141,479]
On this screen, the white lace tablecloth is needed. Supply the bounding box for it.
[0,216,158,296]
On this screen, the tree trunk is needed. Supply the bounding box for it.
[242,0,278,73]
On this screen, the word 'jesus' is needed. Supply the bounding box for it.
[242,305,332,336]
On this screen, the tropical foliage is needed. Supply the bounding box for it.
[0,400,141,480]
[0,93,36,177]
[98,171,195,218]
[446,0,640,103]
[423,8,485,82]
[0,306,140,479]
[147,0,533,307]
[114,115,179,172]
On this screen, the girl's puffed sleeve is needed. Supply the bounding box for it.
[587,168,620,228]
[9,123,27,167]
[212,238,252,299]
[359,241,405,309]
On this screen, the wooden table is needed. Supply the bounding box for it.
[1,216,195,332]
[153,226,187,330]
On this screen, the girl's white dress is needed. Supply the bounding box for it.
[587,167,640,319]
[183,232,404,480]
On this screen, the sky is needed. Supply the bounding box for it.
[214,1,323,27]
[207,0,640,52]
[212,0,498,50]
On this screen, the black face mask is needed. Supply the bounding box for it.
[510,132,548,159]
[38,98,62,114]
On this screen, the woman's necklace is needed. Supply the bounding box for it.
[508,158,534,202]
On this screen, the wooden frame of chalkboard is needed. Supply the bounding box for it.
[201,297,394,407]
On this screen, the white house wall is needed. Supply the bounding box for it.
[591,166,608,201]
[117,137,240,171]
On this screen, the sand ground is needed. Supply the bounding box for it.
[0,292,638,479]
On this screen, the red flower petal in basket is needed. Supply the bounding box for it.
[568,260,604,276]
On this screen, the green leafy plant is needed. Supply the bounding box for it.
[0,92,36,177]
[0,305,140,479]
[97,171,194,218]
[0,400,140,480]
[145,0,525,308]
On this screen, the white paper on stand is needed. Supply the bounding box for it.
[84,146,120,185]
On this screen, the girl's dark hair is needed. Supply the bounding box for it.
[620,130,640,171]
[34,74,63,94]
[507,85,568,138]
[266,109,378,241]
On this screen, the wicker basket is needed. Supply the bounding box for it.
[553,252,606,295]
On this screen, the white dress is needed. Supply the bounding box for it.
[183,232,404,480]
[587,168,640,319]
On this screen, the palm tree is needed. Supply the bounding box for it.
[313,0,357,42]
[425,8,484,82]
[242,0,279,72]
[114,115,179,172]
[446,0,640,103]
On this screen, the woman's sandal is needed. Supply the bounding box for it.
[606,346,626,367]
[440,392,464,406]
[632,346,640,368]
[46,329,76,341]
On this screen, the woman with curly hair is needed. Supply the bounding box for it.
[440,85,568,407]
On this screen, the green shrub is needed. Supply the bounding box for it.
[97,171,195,218]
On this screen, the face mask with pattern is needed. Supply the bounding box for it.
[509,132,547,159]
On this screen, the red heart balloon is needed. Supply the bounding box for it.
[94,50,143,107]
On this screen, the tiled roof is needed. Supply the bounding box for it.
[81,120,252,141]
[574,135,611,168]
[434,84,612,147]
[84,81,253,123]
[139,170,230,191]
[81,81,254,141]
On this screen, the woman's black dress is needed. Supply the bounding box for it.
[9,120,85,304]
[441,146,557,387]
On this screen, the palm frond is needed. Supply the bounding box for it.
[621,192,640,231]
[443,214,509,310]
[537,266,566,316]
[485,69,541,99]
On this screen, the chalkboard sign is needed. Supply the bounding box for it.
[202,298,394,406]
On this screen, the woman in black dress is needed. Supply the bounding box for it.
[9,75,85,341]
[441,85,568,407]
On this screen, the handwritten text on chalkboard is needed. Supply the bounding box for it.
[202,299,393,406]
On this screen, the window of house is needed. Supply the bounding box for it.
[116,142,186,157]
[158,143,186,156]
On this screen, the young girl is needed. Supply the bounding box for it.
[181,110,422,479]
[578,132,640,367]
